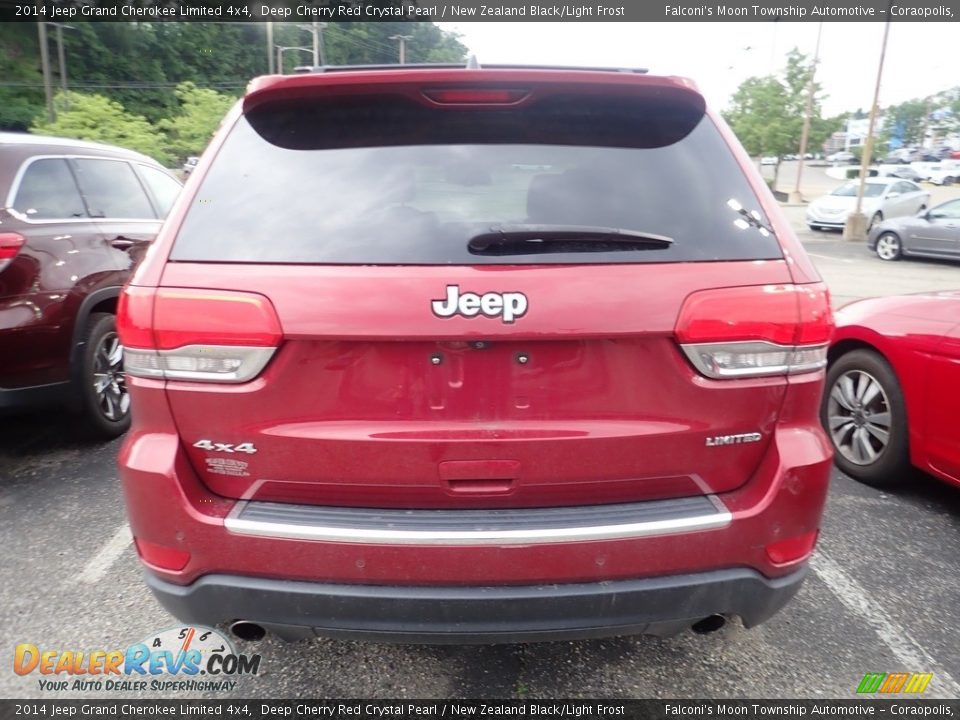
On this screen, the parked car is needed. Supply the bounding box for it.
[923,161,960,186]
[182,156,199,175]
[806,177,929,232]
[827,151,856,164]
[760,156,778,166]
[823,293,960,490]
[868,198,960,262]
[0,132,181,437]
[117,64,834,644]
[878,165,924,183]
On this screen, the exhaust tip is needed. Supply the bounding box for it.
[691,615,726,634]
[229,621,267,642]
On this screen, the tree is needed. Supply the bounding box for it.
[0,24,44,130]
[723,75,794,187]
[31,91,172,165]
[1,22,467,132]
[157,82,235,162]
[723,48,841,188]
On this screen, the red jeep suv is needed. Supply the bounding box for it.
[118,65,834,643]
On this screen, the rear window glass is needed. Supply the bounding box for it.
[172,93,781,265]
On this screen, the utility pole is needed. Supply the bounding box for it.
[790,22,823,205]
[389,34,413,65]
[298,22,327,67]
[266,22,275,74]
[47,22,75,110]
[843,17,891,242]
[36,19,55,123]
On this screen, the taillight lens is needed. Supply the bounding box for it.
[676,284,832,380]
[118,287,282,383]
[0,232,25,272]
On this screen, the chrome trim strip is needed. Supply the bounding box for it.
[224,498,733,546]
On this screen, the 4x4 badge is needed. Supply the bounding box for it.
[431,285,528,324]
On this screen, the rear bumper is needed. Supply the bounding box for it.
[145,565,808,644]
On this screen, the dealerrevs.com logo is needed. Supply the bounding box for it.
[14,626,261,693]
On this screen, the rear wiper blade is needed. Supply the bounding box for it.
[468,224,674,256]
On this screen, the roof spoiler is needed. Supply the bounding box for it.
[291,62,649,75]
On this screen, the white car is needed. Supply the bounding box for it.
[925,161,960,186]
[760,156,778,166]
[806,177,930,232]
[827,151,856,164]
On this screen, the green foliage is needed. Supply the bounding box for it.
[724,75,794,159]
[723,48,845,187]
[0,22,468,131]
[31,91,172,165]
[0,24,44,130]
[157,82,235,162]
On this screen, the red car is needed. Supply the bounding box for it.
[117,64,834,643]
[823,292,960,490]
[0,133,180,437]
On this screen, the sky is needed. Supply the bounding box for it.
[438,22,958,117]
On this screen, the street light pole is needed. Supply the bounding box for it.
[789,22,823,204]
[275,46,312,74]
[843,18,892,242]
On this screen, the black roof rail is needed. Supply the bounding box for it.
[292,62,649,75]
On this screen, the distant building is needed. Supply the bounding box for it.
[821,118,887,155]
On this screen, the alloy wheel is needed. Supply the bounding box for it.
[91,331,129,422]
[826,369,891,466]
[875,233,900,261]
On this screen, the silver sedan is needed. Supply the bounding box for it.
[867,198,960,261]
[806,178,930,232]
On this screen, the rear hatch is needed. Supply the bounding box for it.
[136,70,819,508]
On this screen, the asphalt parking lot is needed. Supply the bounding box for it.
[2,163,959,700]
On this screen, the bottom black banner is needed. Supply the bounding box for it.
[1,700,958,720]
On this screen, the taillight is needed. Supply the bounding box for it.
[118,287,281,383]
[0,232,25,272]
[675,284,832,379]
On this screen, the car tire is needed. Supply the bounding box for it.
[808,224,821,232]
[945,176,956,186]
[821,349,909,488]
[78,312,131,439]
[874,232,902,261]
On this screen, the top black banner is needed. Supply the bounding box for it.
[0,0,958,22]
